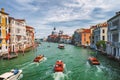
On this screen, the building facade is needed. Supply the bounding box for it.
[90,26,97,49]
[106,12,120,59]
[93,22,108,44]
[72,28,84,46]
[59,35,72,44]
[0,8,9,56]
[81,29,91,46]
[26,26,35,48]
[9,17,27,52]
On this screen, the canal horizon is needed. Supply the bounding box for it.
[0,42,120,80]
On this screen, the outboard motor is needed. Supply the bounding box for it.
[14,69,19,75]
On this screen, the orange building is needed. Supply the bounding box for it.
[81,29,91,46]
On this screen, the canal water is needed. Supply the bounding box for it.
[0,42,120,80]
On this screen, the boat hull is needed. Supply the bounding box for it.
[0,69,22,80]
[33,55,44,63]
[54,60,64,72]
[88,57,100,65]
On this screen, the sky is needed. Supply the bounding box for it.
[0,0,120,38]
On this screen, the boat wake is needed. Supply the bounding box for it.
[96,66,102,72]
[53,72,65,80]
[20,62,34,70]
[53,63,70,80]
[17,74,23,80]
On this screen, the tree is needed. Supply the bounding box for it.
[96,40,106,50]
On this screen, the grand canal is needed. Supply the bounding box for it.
[0,42,120,80]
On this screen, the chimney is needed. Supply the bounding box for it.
[1,8,4,12]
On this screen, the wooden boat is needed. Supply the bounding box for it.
[33,55,44,63]
[58,44,64,49]
[0,69,22,80]
[88,57,100,65]
[54,60,64,72]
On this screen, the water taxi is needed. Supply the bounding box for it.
[54,60,64,72]
[33,55,44,63]
[58,44,64,49]
[0,69,22,80]
[88,56,100,65]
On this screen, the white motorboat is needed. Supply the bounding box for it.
[0,69,22,80]
[58,44,64,49]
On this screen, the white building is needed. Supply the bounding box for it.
[93,22,108,44]
[9,17,27,52]
[106,11,120,59]
[59,35,72,44]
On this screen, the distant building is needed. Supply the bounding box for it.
[59,35,72,44]
[47,35,59,42]
[52,27,58,35]
[72,28,84,46]
[106,11,120,59]
[47,28,71,43]
[0,8,9,56]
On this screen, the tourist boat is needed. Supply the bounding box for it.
[58,44,64,49]
[33,55,44,63]
[88,56,100,65]
[0,69,22,80]
[54,60,64,72]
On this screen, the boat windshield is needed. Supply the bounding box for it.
[0,78,4,80]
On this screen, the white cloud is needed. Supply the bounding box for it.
[3,0,120,38]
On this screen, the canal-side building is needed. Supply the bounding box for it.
[93,22,108,44]
[81,29,91,46]
[9,17,27,52]
[47,34,59,42]
[90,26,97,49]
[72,28,84,46]
[0,8,9,56]
[106,11,120,59]
[59,35,72,44]
[26,26,35,48]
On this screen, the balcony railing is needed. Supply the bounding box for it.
[111,42,120,47]
[109,26,117,30]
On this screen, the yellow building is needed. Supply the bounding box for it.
[0,8,9,56]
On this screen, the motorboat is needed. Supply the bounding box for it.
[54,60,64,72]
[33,55,44,63]
[58,44,64,49]
[0,69,22,80]
[88,56,100,65]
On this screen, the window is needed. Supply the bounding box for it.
[5,17,7,25]
[0,28,1,36]
[102,36,105,40]
[0,40,2,43]
[84,33,86,37]
[84,38,86,41]
[103,29,105,33]
[0,16,1,23]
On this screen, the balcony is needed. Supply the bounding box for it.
[111,42,120,47]
[109,26,117,30]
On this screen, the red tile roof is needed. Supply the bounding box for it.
[82,29,91,33]
[26,26,34,29]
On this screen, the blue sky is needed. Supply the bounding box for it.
[0,0,120,38]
